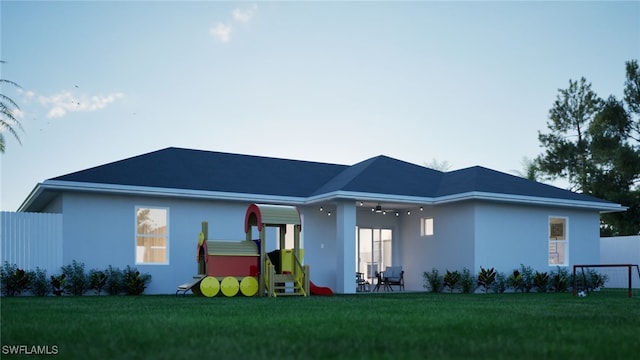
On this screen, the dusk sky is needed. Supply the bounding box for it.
[1,1,639,211]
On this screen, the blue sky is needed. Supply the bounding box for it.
[1,1,639,211]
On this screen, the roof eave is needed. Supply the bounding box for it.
[22,181,626,214]
[306,190,626,212]
[28,180,308,206]
[17,183,46,212]
[305,191,436,206]
[434,191,626,212]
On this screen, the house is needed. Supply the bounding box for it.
[16,147,625,294]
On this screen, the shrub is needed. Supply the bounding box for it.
[105,265,124,295]
[423,268,444,293]
[477,267,496,293]
[1,262,32,296]
[89,269,108,295]
[61,260,89,296]
[459,267,476,294]
[587,269,608,291]
[507,265,535,293]
[31,267,51,296]
[507,269,523,292]
[550,266,569,292]
[519,264,535,293]
[491,272,508,294]
[443,270,460,293]
[574,269,609,292]
[123,265,151,295]
[533,271,549,293]
[50,274,66,296]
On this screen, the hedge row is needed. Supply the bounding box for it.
[423,264,608,293]
[0,260,151,296]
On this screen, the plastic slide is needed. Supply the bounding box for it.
[309,280,333,296]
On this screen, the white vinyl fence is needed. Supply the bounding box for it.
[599,235,640,289]
[0,211,63,275]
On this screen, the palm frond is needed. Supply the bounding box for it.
[0,93,21,110]
[1,102,24,128]
[0,79,22,89]
[0,61,24,151]
[0,98,24,148]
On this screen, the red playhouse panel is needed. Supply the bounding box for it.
[207,255,260,277]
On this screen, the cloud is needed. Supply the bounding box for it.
[37,91,124,118]
[210,4,258,43]
[17,88,35,100]
[210,23,232,43]
[232,4,257,23]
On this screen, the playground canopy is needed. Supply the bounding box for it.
[244,203,301,233]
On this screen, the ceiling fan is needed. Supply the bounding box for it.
[372,203,396,215]
[360,201,421,216]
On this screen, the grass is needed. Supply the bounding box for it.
[1,291,639,359]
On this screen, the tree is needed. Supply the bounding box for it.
[0,61,23,153]
[588,96,640,235]
[624,60,640,141]
[136,208,153,233]
[535,61,640,236]
[512,156,540,181]
[424,158,451,171]
[537,77,602,193]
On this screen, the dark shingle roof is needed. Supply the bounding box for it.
[47,147,613,205]
[52,148,346,197]
[311,155,443,197]
[437,166,609,203]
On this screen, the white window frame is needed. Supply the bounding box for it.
[421,217,434,237]
[548,216,568,266]
[135,206,169,265]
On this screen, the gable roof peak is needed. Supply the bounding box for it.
[311,153,444,197]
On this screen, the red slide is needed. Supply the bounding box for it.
[309,281,333,296]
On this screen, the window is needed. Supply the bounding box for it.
[548,217,568,266]
[136,207,168,264]
[421,217,434,236]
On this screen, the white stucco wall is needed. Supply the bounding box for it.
[566,209,601,266]
[49,193,256,294]
[474,202,600,274]
[36,191,605,295]
[301,207,338,291]
[474,203,546,272]
[399,203,475,291]
[44,193,348,295]
[397,201,602,291]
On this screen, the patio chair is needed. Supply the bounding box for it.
[373,271,384,292]
[382,266,404,291]
[356,272,369,292]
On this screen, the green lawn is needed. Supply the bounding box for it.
[1,291,638,359]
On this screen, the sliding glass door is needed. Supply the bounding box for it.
[356,227,392,282]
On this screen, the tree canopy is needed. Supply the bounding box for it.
[536,60,640,236]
